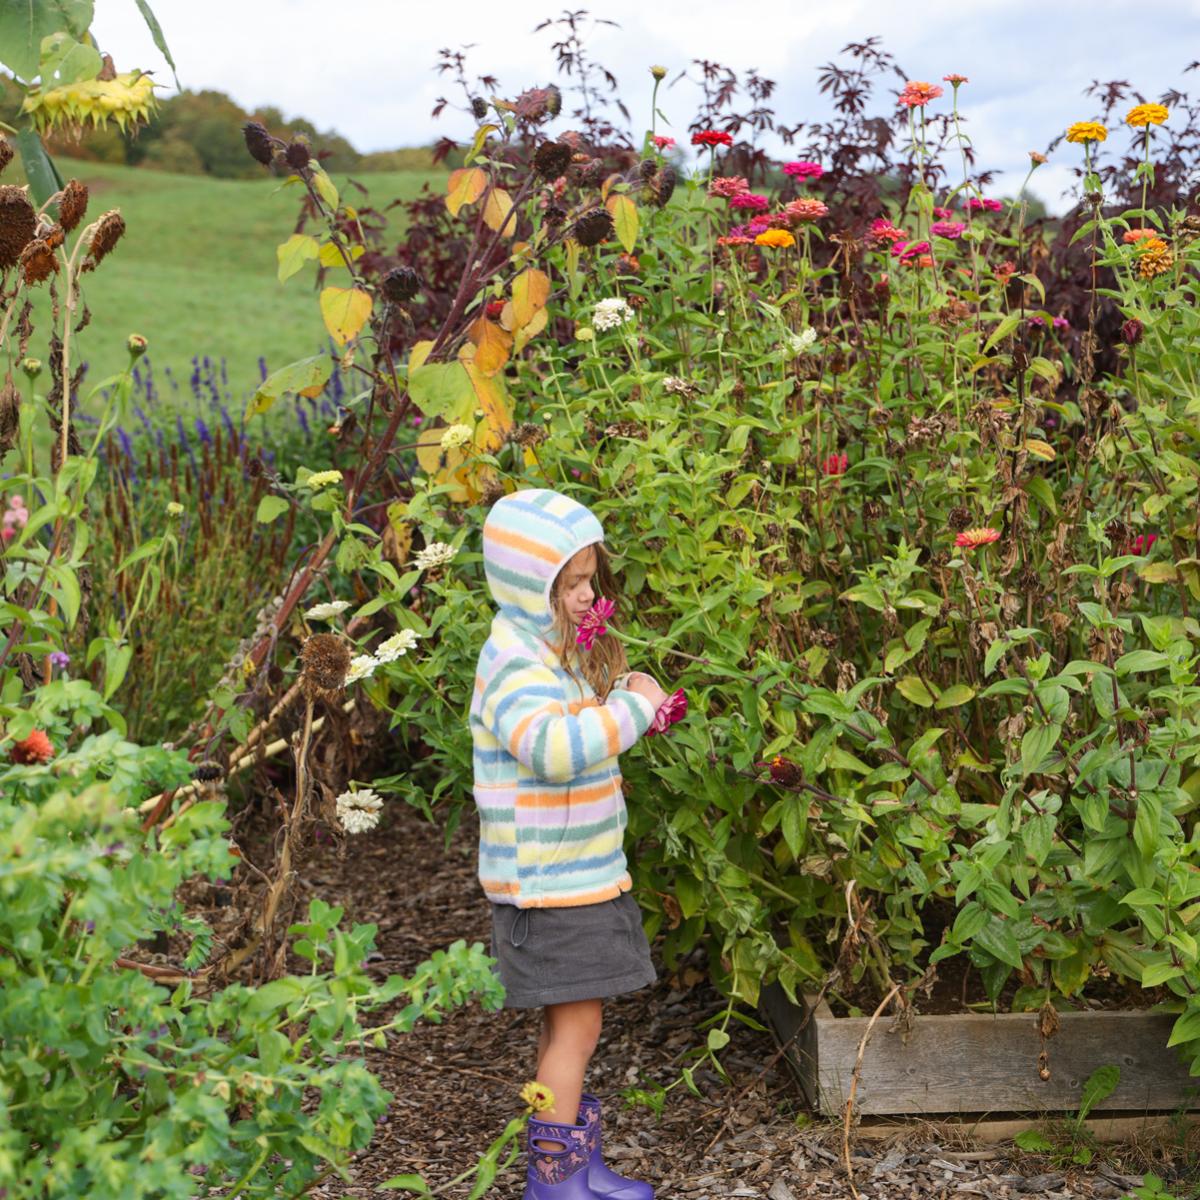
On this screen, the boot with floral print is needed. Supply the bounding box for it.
[578,1094,654,1199]
[524,1113,601,1199]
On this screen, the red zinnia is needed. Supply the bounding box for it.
[1131,532,1158,555]
[485,300,506,320]
[653,135,675,149]
[692,130,733,147]
[575,598,615,651]
[822,452,848,476]
[645,688,688,737]
[955,527,1001,549]
[10,729,53,764]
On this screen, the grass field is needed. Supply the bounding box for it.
[9,158,439,399]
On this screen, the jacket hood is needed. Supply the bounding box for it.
[482,488,604,636]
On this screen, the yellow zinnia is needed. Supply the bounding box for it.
[755,229,796,249]
[520,1081,556,1112]
[1065,121,1107,144]
[1126,103,1169,128]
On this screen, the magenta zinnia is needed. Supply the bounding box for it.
[645,689,688,737]
[729,192,769,211]
[955,527,1001,549]
[708,175,750,199]
[931,220,966,239]
[575,598,615,650]
[782,160,823,179]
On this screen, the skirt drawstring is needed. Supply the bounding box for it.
[511,908,531,948]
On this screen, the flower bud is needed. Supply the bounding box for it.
[242,122,276,166]
[1121,318,1144,346]
[284,140,311,172]
[650,65,667,81]
[127,333,147,359]
[471,96,489,121]
[381,266,421,303]
[20,357,41,378]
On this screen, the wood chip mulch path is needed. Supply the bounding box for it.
[270,801,1197,1199]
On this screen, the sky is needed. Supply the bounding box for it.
[90,0,1200,213]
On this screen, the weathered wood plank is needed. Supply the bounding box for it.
[760,985,1200,1116]
[854,1114,1200,1144]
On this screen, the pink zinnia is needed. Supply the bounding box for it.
[653,135,675,149]
[1052,316,1070,330]
[955,527,1001,549]
[931,220,965,239]
[782,160,823,179]
[966,197,1003,213]
[1131,533,1158,555]
[822,452,848,477]
[716,235,754,246]
[899,81,944,108]
[730,192,769,211]
[575,598,616,651]
[869,217,906,245]
[708,175,750,199]
[746,216,773,235]
[645,689,688,737]
[892,240,931,263]
[943,73,969,85]
[783,197,828,222]
[932,206,953,220]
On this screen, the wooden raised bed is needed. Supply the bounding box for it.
[760,983,1200,1117]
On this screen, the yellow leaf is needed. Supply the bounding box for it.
[384,501,414,566]
[1138,561,1179,584]
[446,167,487,217]
[276,234,319,284]
[482,187,515,236]
[466,122,499,164]
[318,241,365,268]
[319,287,372,347]
[1024,439,1056,461]
[513,306,548,354]
[468,315,513,375]
[312,168,339,212]
[605,193,639,253]
[512,268,551,328]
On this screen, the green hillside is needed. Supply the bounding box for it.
[9,158,438,398]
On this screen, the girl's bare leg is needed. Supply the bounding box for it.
[531,998,601,1151]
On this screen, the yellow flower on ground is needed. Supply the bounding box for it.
[1126,103,1169,128]
[755,229,796,249]
[1065,121,1107,144]
[304,469,343,488]
[520,1081,556,1112]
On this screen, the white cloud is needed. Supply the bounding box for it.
[90,0,1200,213]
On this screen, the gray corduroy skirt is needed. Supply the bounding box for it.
[489,892,657,1008]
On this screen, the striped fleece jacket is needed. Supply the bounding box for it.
[470,488,658,908]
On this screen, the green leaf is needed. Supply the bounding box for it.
[935,683,976,709]
[975,916,1025,970]
[0,0,93,80]
[408,359,474,421]
[1020,723,1060,776]
[379,1174,433,1194]
[896,675,937,707]
[15,128,63,207]
[256,495,289,524]
[983,310,1021,353]
[707,1028,730,1052]
[1141,961,1185,988]
[1115,649,1170,676]
[132,0,179,87]
[1014,1130,1054,1152]
[247,354,331,418]
[1025,474,1057,516]
[1077,1065,1120,1121]
[277,233,319,283]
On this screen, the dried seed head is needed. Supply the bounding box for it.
[643,164,676,209]
[300,632,351,699]
[1121,317,1144,346]
[284,140,311,172]
[0,377,19,455]
[533,141,573,180]
[0,137,12,175]
[381,265,421,303]
[573,209,614,247]
[947,506,972,532]
[471,96,489,121]
[87,210,125,268]
[192,761,223,783]
[0,185,37,269]
[638,158,658,181]
[509,421,547,447]
[546,85,562,118]
[861,498,884,522]
[243,121,276,166]
[543,203,567,228]
[19,239,56,286]
[57,178,88,232]
[481,477,506,506]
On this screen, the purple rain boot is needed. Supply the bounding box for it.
[524,1113,600,1200]
[578,1094,654,1200]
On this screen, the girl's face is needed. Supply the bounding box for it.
[557,544,597,624]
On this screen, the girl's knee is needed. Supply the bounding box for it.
[546,1000,602,1053]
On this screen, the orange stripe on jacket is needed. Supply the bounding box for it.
[485,524,564,565]
[515,779,620,808]
[508,701,565,757]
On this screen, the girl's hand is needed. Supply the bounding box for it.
[625,671,669,710]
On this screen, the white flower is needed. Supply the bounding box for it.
[439,423,473,451]
[304,469,343,488]
[304,600,351,621]
[376,629,420,662]
[335,787,383,834]
[787,327,818,354]
[345,654,380,684]
[414,542,456,571]
[592,297,634,331]
[166,501,184,517]
[663,376,694,395]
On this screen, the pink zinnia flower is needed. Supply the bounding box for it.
[899,81,944,108]
[746,215,773,234]
[955,527,1001,549]
[782,160,823,179]
[645,688,688,737]
[932,206,952,220]
[783,197,828,223]
[1131,533,1158,555]
[943,73,969,85]
[869,218,906,245]
[708,175,750,199]
[1052,316,1070,330]
[965,197,1003,213]
[822,452,848,477]
[729,192,769,211]
[653,135,675,149]
[575,598,616,650]
[931,220,966,239]
[892,240,931,263]
[716,235,754,246]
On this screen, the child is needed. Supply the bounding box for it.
[471,488,668,1200]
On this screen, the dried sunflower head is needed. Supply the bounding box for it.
[0,185,36,270]
[56,179,88,232]
[573,209,614,248]
[533,141,573,180]
[19,239,56,286]
[381,266,421,303]
[84,210,125,270]
[243,121,276,166]
[0,137,12,176]
[0,377,19,455]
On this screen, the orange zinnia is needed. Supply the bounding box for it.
[10,729,53,764]
[1126,103,1169,128]
[755,229,796,248]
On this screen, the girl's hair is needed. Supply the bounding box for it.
[548,541,630,700]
